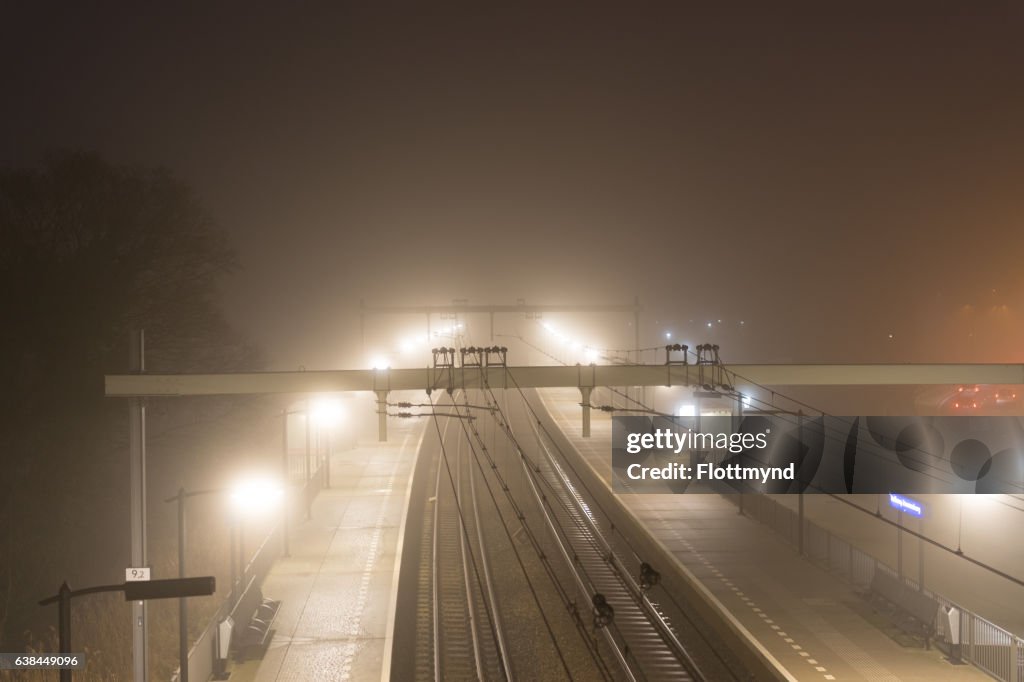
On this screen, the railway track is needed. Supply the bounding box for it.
[431,412,508,680]
[490,387,701,682]
[404,387,717,681]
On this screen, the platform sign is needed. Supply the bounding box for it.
[125,567,151,582]
[888,493,924,517]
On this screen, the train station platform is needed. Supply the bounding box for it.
[539,388,990,682]
[234,408,425,682]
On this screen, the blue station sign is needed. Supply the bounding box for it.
[888,493,924,518]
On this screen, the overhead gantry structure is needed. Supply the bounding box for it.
[358,297,644,347]
[105,354,1024,440]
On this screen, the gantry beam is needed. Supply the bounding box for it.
[358,298,643,346]
[105,362,1024,441]
[104,363,1024,398]
[358,301,644,315]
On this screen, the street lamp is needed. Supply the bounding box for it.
[228,476,285,602]
[310,396,344,490]
[39,577,215,682]
[229,476,285,515]
[309,396,343,427]
[283,397,343,524]
[280,405,307,547]
[164,487,222,682]
[164,477,283,682]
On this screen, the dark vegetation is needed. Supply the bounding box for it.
[0,152,277,679]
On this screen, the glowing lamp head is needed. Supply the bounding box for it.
[230,477,284,516]
[310,397,343,427]
[676,403,696,417]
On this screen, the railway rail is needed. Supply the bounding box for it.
[400,384,737,681]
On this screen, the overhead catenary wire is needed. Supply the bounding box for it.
[502,332,1024,658]
[482,387,649,680]
[499,325,1024,514]
[701,348,1024,571]
[454,392,618,681]
[501,370,740,679]
[500,332,671,416]
[426,393,508,679]
[606,341,1024,495]
[458,326,1024,620]
[715,357,1024,503]
[497,331,810,670]
[432,391,600,681]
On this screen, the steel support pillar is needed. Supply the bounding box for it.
[58,582,71,682]
[738,394,745,516]
[176,490,188,682]
[918,516,925,592]
[376,390,388,441]
[897,509,904,581]
[580,386,592,438]
[359,299,366,360]
[304,405,311,520]
[797,412,804,555]
[129,330,148,682]
[281,412,289,557]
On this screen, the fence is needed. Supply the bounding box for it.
[726,494,1024,682]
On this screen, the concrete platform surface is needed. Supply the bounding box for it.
[235,411,425,682]
[540,387,991,682]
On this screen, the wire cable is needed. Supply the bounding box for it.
[437,392,593,681]
[427,394,508,679]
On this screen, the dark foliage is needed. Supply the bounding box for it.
[0,152,265,662]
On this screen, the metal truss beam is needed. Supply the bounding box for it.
[105,363,1024,399]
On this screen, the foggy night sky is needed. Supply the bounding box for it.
[4,3,1024,368]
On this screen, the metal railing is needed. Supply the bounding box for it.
[726,494,1024,682]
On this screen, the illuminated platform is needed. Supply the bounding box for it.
[232,405,425,682]
[539,388,992,682]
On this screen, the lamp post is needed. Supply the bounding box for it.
[281,396,341,551]
[164,478,283,682]
[164,487,222,682]
[304,402,311,519]
[229,477,285,587]
[281,410,289,558]
[40,577,215,682]
[281,405,314,524]
[310,396,344,493]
